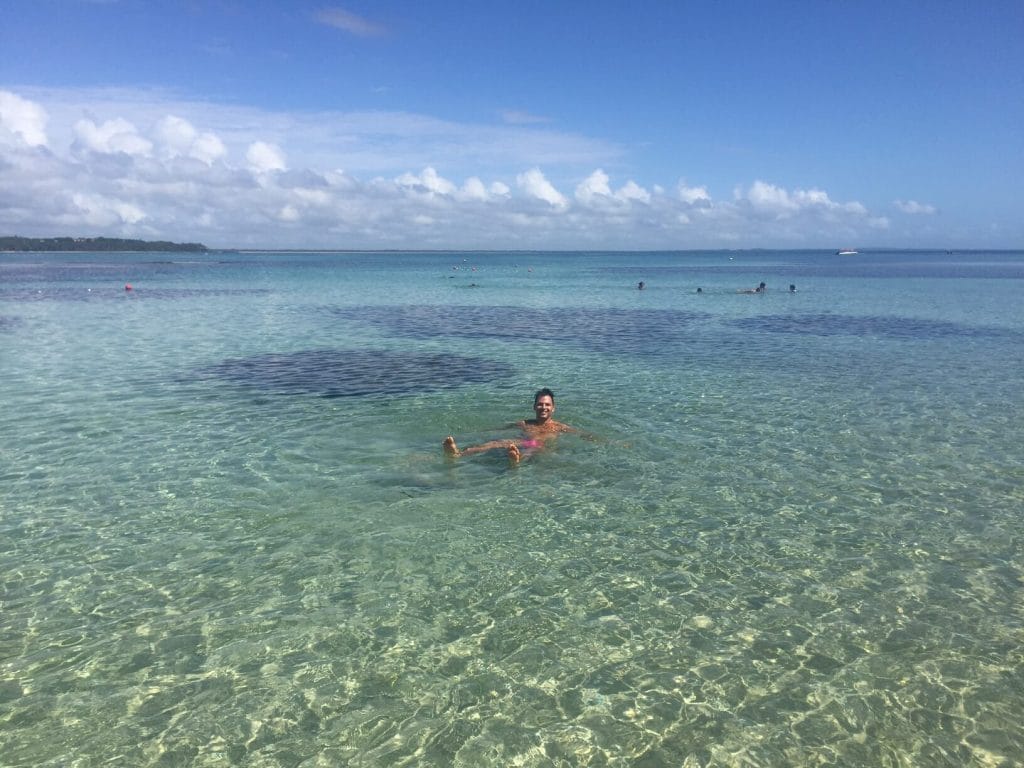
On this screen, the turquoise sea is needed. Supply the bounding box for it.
[1,249,1023,767]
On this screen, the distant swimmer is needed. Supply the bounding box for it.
[738,281,766,294]
[638,281,645,290]
[696,287,703,293]
[443,388,584,465]
[789,284,797,292]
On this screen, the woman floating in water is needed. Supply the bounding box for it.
[442,388,582,465]
[738,281,766,294]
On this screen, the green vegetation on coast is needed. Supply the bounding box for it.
[0,236,208,252]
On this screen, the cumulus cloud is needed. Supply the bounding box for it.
[154,115,196,154]
[246,141,286,172]
[0,89,49,146]
[71,193,146,227]
[154,115,226,163]
[740,181,867,218]
[517,168,567,208]
[314,7,387,37]
[190,132,227,164]
[615,180,650,204]
[73,117,152,156]
[458,176,489,201]
[575,169,613,203]
[678,182,710,205]
[894,199,936,215]
[742,180,794,213]
[575,169,651,206]
[1,87,935,249]
[454,177,509,202]
[396,166,456,196]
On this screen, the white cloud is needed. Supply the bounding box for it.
[314,8,387,37]
[575,169,650,206]
[1,86,967,249]
[740,180,867,219]
[11,86,622,178]
[457,177,490,201]
[0,90,49,146]
[154,115,196,154]
[453,178,510,202]
[678,182,710,205]
[191,132,227,164]
[743,180,803,214]
[246,141,286,172]
[70,193,145,226]
[575,169,613,204]
[792,188,831,207]
[73,117,152,156]
[894,199,937,215]
[616,180,650,204]
[154,115,226,164]
[517,168,567,208]
[396,166,456,196]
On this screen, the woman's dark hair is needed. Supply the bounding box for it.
[534,387,555,405]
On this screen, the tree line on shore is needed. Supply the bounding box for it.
[0,236,208,252]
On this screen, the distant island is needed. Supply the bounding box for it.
[0,236,208,252]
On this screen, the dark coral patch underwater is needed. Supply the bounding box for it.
[731,313,1018,341]
[193,349,515,398]
[327,305,711,356]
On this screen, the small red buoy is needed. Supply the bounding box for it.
[124,283,133,291]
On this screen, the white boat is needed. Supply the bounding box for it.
[836,248,858,256]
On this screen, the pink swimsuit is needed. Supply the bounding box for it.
[520,439,541,449]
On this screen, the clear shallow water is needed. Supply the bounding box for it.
[1,249,1022,767]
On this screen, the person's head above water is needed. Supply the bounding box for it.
[533,387,556,422]
[534,387,555,405]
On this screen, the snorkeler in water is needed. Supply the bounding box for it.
[442,388,581,465]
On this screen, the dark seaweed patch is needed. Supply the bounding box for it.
[328,305,710,356]
[194,349,515,398]
[731,313,1013,341]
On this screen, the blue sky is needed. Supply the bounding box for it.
[1,0,1021,249]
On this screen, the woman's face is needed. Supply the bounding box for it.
[533,394,555,422]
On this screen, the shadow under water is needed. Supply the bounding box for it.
[731,313,1018,341]
[193,348,516,398]
[328,305,711,356]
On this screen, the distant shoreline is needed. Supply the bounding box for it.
[0,236,208,253]
[2,237,1018,254]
